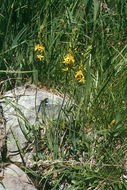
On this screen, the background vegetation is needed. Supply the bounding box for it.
[0,0,127,189]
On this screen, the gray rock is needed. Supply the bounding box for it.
[0,85,67,163]
[0,164,37,190]
[0,106,6,161]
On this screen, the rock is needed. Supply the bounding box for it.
[0,164,37,190]
[0,85,68,163]
[0,106,6,161]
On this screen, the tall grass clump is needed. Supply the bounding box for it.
[0,0,127,189]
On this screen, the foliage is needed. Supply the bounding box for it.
[0,0,127,189]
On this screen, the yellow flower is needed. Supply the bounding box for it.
[63,54,75,64]
[37,54,43,61]
[34,44,39,51]
[62,53,75,71]
[34,44,45,52]
[75,70,86,84]
[62,67,69,71]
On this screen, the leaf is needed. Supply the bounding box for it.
[93,0,99,22]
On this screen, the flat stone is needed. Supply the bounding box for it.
[0,85,67,163]
[0,164,37,190]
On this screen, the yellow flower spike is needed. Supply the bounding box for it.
[37,54,43,61]
[75,70,86,84]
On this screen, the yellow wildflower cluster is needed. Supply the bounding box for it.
[62,53,75,71]
[34,43,45,61]
[62,53,86,84]
[75,70,86,83]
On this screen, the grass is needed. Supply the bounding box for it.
[0,0,127,189]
